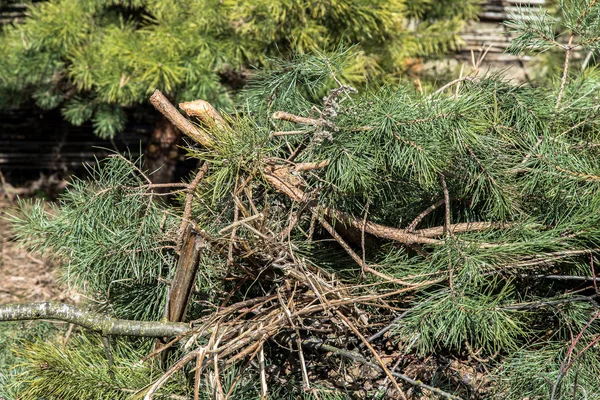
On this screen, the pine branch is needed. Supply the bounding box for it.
[0,302,190,337]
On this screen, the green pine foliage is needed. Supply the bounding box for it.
[8,156,179,320]
[0,0,479,137]
[14,334,184,400]
[506,0,600,82]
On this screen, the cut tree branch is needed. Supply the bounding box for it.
[150,90,213,146]
[0,302,190,338]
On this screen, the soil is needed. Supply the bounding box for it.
[0,197,69,305]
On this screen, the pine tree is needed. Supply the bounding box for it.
[6,1,600,399]
[0,0,479,182]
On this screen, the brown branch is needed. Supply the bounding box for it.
[179,99,228,128]
[294,160,331,172]
[0,302,190,338]
[167,225,204,323]
[272,111,320,126]
[178,162,209,250]
[361,201,370,275]
[150,90,213,146]
[413,221,508,237]
[329,208,442,245]
[439,174,452,238]
[316,214,421,286]
[154,94,440,247]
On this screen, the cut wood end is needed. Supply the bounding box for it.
[179,100,228,127]
[179,99,214,117]
[272,111,286,120]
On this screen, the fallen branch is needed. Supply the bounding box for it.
[0,302,190,338]
[407,199,445,232]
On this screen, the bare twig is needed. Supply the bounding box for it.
[317,215,421,286]
[144,347,204,399]
[259,334,268,400]
[551,310,600,400]
[178,162,209,250]
[503,294,598,310]
[407,199,445,232]
[361,201,370,276]
[193,348,207,400]
[272,130,307,137]
[413,221,508,238]
[278,289,310,389]
[218,213,264,235]
[430,76,476,98]
[439,174,452,238]
[272,111,320,126]
[555,35,575,110]
[365,309,412,345]
[179,99,228,129]
[521,274,600,283]
[294,160,331,172]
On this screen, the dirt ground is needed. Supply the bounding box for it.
[0,197,67,305]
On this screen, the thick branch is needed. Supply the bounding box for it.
[150,90,213,146]
[150,93,453,247]
[0,302,190,338]
[168,225,204,323]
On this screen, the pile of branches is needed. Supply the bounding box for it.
[2,83,473,399]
